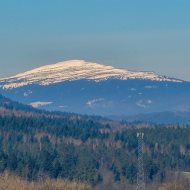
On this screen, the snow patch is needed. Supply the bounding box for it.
[59,105,68,109]
[0,60,182,89]
[136,100,152,108]
[86,98,104,108]
[24,90,32,97]
[130,88,137,91]
[29,101,52,108]
[144,85,157,89]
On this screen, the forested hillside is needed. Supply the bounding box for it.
[0,116,190,188]
[0,95,190,189]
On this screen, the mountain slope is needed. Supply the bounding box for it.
[116,111,190,124]
[0,93,116,128]
[0,60,189,118]
[0,60,181,89]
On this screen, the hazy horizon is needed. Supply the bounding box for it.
[0,0,190,81]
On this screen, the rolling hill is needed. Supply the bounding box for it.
[0,60,189,120]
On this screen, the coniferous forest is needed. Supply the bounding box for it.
[1,1,190,189]
[0,113,190,189]
[0,94,189,189]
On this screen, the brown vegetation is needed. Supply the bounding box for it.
[159,175,190,190]
[0,172,91,190]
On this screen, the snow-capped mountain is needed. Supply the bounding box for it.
[0,60,189,118]
[0,60,181,89]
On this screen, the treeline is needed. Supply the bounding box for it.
[0,115,190,186]
[0,115,110,141]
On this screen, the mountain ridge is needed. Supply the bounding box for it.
[110,111,190,124]
[0,60,189,118]
[0,60,182,89]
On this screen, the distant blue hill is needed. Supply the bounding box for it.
[111,111,190,124]
[0,60,189,123]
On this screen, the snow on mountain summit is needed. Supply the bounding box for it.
[0,60,181,89]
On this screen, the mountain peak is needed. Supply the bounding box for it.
[54,59,116,70]
[0,60,181,89]
[53,60,88,67]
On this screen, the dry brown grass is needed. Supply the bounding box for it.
[0,172,91,190]
[159,177,190,190]
[159,183,189,190]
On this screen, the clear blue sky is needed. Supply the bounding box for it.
[0,0,190,80]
